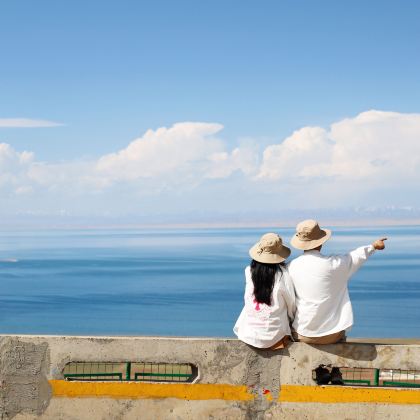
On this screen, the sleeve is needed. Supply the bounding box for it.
[337,245,376,278]
[280,271,296,321]
[244,266,253,300]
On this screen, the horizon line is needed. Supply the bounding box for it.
[0,218,419,231]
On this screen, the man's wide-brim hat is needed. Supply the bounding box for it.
[249,233,291,264]
[290,219,331,250]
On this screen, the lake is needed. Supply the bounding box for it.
[0,226,419,338]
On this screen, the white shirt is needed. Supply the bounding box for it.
[233,266,295,348]
[288,245,375,337]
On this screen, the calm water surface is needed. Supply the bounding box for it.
[0,226,419,338]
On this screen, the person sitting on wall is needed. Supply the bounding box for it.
[288,219,387,345]
[233,233,295,350]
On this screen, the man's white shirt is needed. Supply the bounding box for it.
[287,245,375,337]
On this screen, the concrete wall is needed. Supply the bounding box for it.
[0,335,419,419]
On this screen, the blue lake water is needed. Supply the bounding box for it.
[0,226,419,338]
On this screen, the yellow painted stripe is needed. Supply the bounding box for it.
[49,380,254,401]
[49,381,420,405]
[279,385,420,405]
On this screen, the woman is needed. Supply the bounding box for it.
[233,233,295,349]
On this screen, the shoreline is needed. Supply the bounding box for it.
[0,219,420,231]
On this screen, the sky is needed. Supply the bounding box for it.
[1,0,420,225]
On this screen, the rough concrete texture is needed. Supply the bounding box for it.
[0,337,51,419]
[13,399,249,420]
[284,340,420,385]
[0,335,419,420]
[12,399,420,420]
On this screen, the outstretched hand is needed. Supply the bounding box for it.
[372,237,387,250]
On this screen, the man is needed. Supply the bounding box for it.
[288,219,386,345]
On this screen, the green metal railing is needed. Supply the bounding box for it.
[374,368,380,386]
[134,372,193,380]
[313,367,420,388]
[64,372,123,381]
[126,362,131,381]
[343,379,372,385]
[63,362,196,383]
[380,369,420,388]
[383,381,420,388]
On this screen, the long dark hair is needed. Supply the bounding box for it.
[250,260,283,305]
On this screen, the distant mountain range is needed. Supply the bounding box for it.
[1,206,420,229]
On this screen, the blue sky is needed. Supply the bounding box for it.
[1,1,420,224]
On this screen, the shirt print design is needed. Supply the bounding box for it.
[253,298,261,311]
[246,293,271,323]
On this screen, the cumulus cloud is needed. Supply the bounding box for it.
[96,122,225,181]
[0,122,258,197]
[258,110,420,187]
[0,118,63,128]
[258,126,333,179]
[1,111,420,215]
[0,143,34,194]
[95,122,258,185]
[327,110,420,182]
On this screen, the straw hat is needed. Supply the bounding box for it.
[290,219,331,250]
[249,233,291,264]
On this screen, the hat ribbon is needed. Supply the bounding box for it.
[257,246,265,255]
[297,231,311,241]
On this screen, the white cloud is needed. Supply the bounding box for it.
[326,110,420,182]
[0,118,63,128]
[96,122,224,181]
[206,142,260,179]
[0,122,257,198]
[1,111,420,216]
[258,110,420,187]
[0,143,34,194]
[258,126,333,179]
[95,122,257,185]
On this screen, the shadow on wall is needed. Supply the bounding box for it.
[309,342,378,362]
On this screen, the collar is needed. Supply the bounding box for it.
[303,249,322,255]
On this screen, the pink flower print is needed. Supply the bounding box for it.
[253,298,261,311]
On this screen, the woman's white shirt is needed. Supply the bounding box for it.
[233,266,295,348]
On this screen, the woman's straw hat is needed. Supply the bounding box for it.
[249,233,291,264]
[290,219,331,250]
